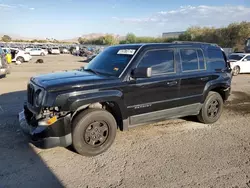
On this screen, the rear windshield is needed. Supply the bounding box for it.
[228,54,244,61]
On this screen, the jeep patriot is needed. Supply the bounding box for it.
[19,42,232,156]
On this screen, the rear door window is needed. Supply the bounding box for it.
[180,49,199,71]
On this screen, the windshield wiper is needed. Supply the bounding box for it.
[84,68,100,75]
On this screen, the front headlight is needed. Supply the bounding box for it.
[35,89,44,107]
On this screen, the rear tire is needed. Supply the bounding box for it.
[197,91,223,124]
[72,109,117,156]
[16,56,24,63]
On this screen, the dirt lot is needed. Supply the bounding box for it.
[1,54,250,188]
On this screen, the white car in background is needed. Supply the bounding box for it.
[25,47,34,52]
[41,47,49,54]
[29,48,48,56]
[3,48,32,63]
[228,53,250,76]
[51,47,60,54]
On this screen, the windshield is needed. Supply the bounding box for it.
[228,54,244,61]
[84,46,139,77]
[246,39,250,47]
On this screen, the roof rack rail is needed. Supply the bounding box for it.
[172,41,219,46]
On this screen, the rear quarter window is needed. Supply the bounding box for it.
[207,49,226,70]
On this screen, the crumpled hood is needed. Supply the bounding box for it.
[31,70,115,91]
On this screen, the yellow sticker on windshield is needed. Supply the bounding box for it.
[114,67,119,71]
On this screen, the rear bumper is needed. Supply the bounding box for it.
[19,105,72,149]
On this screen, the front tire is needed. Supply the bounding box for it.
[72,109,117,156]
[197,91,223,124]
[40,53,45,56]
[233,66,240,76]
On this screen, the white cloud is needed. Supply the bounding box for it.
[0,3,16,9]
[112,5,250,30]
[0,3,35,10]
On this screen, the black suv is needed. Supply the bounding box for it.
[19,42,232,156]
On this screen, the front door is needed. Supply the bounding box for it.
[123,48,181,125]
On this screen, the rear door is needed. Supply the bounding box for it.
[179,48,209,106]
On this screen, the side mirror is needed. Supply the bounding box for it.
[131,67,152,79]
[243,59,248,62]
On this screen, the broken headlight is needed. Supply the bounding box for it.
[35,89,44,107]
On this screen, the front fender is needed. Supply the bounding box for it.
[54,89,126,114]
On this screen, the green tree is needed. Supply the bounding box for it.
[78,37,87,44]
[178,32,192,41]
[126,33,137,43]
[103,35,118,45]
[2,35,12,42]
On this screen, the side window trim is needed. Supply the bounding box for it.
[136,48,177,77]
[179,48,206,73]
[197,49,207,71]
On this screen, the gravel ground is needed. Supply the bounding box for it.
[1,54,250,188]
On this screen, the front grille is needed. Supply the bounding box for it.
[27,84,35,105]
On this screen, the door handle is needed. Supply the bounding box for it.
[166,81,178,86]
[200,77,209,81]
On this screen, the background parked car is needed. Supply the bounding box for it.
[51,47,60,54]
[29,48,48,56]
[41,47,49,55]
[24,46,35,52]
[229,53,250,76]
[3,48,32,63]
[60,47,70,54]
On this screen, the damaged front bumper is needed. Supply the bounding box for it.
[19,105,72,149]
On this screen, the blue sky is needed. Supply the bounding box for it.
[0,0,250,39]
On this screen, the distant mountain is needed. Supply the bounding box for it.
[0,33,125,43]
[63,33,125,43]
[0,33,44,41]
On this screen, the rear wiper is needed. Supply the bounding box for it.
[84,68,100,75]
